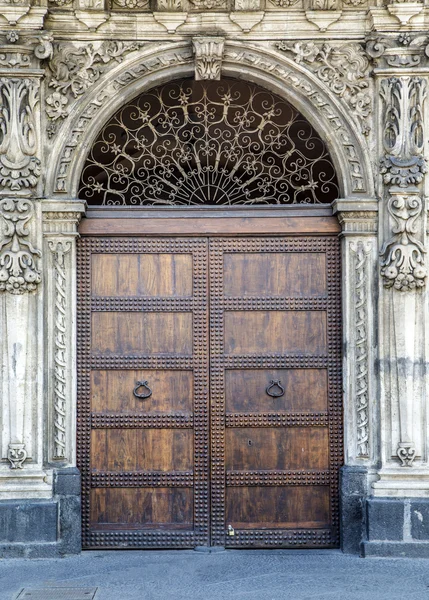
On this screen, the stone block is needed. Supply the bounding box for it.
[54,467,81,497]
[0,501,58,543]
[340,466,368,554]
[366,497,404,541]
[410,500,429,541]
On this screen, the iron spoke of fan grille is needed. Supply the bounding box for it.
[79,79,339,206]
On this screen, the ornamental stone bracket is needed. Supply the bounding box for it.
[42,201,85,467]
[192,37,225,81]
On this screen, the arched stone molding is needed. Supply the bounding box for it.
[43,40,375,201]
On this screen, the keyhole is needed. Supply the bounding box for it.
[248,439,252,446]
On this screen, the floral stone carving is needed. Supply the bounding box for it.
[380,194,426,291]
[192,37,225,81]
[0,78,41,191]
[45,41,143,136]
[0,198,41,294]
[276,42,372,135]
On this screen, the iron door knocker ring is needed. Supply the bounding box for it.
[133,380,152,400]
[266,380,285,398]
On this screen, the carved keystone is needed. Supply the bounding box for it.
[192,37,225,81]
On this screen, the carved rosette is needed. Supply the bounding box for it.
[0,78,41,192]
[0,198,41,295]
[192,37,225,81]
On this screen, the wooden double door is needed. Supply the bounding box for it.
[77,219,342,549]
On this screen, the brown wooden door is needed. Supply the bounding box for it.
[77,222,342,549]
[77,238,210,549]
[209,237,341,548]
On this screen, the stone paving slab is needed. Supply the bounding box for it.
[2,550,429,600]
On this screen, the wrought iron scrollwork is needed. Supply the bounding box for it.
[133,380,152,400]
[79,78,339,207]
[265,380,285,398]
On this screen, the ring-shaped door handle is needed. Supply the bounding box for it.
[266,380,285,398]
[133,380,152,400]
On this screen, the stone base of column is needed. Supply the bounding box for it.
[363,497,429,558]
[340,466,369,554]
[0,468,81,558]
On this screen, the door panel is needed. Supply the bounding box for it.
[223,252,327,297]
[91,370,194,413]
[223,311,327,355]
[210,237,341,549]
[91,312,193,355]
[77,238,209,549]
[225,369,328,412]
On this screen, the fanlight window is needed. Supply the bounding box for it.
[79,78,339,206]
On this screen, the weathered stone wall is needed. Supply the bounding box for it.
[1,0,429,556]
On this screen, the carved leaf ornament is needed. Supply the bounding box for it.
[79,78,339,206]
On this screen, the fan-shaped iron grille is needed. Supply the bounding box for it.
[79,78,339,206]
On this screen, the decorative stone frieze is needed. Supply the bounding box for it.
[192,37,225,81]
[276,41,372,135]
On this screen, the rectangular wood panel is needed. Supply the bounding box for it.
[91,429,194,471]
[226,486,331,529]
[224,311,327,355]
[223,253,327,297]
[225,369,328,413]
[91,488,194,528]
[91,312,193,355]
[226,428,329,471]
[92,253,193,297]
[91,370,194,413]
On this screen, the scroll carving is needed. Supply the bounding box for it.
[0,78,40,191]
[380,194,426,291]
[7,443,27,469]
[0,198,41,294]
[276,42,372,135]
[49,240,72,459]
[351,241,370,458]
[192,37,225,81]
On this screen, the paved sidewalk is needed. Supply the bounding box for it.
[3,549,429,600]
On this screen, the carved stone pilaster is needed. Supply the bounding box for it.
[43,202,85,466]
[374,71,429,489]
[334,202,378,467]
[0,199,49,498]
[192,37,225,81]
